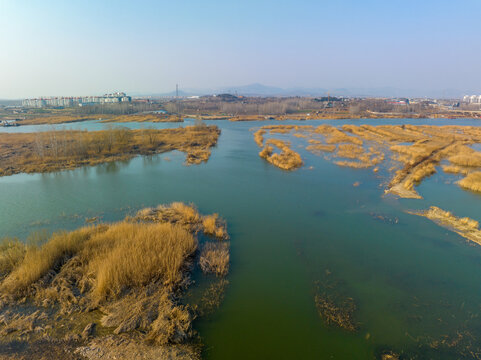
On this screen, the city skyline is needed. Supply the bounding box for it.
[1,0,481,99]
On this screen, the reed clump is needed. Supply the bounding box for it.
[442,165,469,175]
[449,152,481,167]
[199,242,230,276]
[259,139,303,171]
[134,202,229,240]
[459,172,481,193]
[254,129,266,147]
[202,214,228,239]
[334,160,373,169]
[0,238,26,280]
[0,202,230,352]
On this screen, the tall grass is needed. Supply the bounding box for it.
[254,129,266,147]
[459,172,481,193]
[199,242,230,276]
[0,238,25,279]
[449,152,481,167]
[0,202,230,347]
[0,125,220,176]
[89,222,196,302]
[1,227,97,295]
[259,139,303,171]
[202,214,228,239]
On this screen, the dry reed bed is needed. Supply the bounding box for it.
[253,124,481,198]
[18,114,113,125]
[259,138,303,171]
[17,113,182,126]
[0,202,230,358]
[0,125,220,176]
[102,114,183,123]
[459,172,481,193]
[253,129,266,147]
[408,206,481,246]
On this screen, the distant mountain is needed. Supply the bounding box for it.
[219,83,286,96]
[135,84,467,99]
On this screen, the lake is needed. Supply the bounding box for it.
[1,118,481,359]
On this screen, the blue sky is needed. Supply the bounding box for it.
[1,0,481,98]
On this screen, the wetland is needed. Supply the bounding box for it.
[1,117,481,359]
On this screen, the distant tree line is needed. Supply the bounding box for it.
[163,97,344,116]
[72,102,159,116]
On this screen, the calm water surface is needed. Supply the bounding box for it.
[1,118,481,359]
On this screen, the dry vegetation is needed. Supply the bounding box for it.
[167,95,477,120]
[258,139,303,171]
[0,202,230,359]
[253,129,266,147]
[9,112,181,126]
[18,114,109,125]
[102,113,183,123]
[254,125,307,170]
[0,125,220,176]
[459,172,481,193]
[314,272,358,332]
[253,124,481,198]
[199,242,229,277]
[315,295,357,332]
[408,206,481,246]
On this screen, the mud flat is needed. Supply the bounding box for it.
[0,202,230,360]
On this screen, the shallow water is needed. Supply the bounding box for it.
[1,118,481,359]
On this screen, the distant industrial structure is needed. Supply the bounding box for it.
[463,95,481,104]
[22,92,131,108]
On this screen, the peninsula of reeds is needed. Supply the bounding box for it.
[0,202,230,360]
[0,125,220,177]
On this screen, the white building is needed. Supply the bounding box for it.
[463,95,481,104]
[22,92,131,108]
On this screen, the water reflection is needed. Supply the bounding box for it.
[95,159,131,175]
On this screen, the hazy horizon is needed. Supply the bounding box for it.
[1,0,481,99]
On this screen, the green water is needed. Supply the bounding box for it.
[1,118,481,359]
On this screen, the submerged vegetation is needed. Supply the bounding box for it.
[0,202,230,359]
[314,272,358,332]
[0,125,220,176]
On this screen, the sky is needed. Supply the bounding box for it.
[1,0,481,98]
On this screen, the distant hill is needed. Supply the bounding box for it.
[135,84,468,99]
